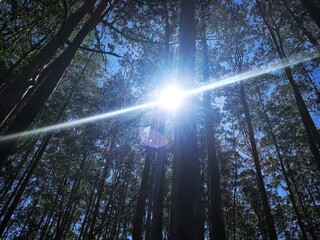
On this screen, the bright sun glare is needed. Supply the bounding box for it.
[0,50,318,144]
[157,85,184,110]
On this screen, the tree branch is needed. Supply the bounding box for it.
[101,20,161,45]
[65,40,122,57]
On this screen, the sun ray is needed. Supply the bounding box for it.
[0,50,319,144]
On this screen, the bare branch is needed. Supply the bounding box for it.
[65,40,122,57]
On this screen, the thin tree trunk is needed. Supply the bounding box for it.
[86,140,115,240]
[145,159,155,240]
[201,16,226,240]
[239,83,278,240]
[257,1,320,170]
[1,39,46,89]
[257,89,310,239]
[301,66,320,102]
[0,0,111,166]
[286,162,317,239]
[132,121,156,240]
[78,177,99,240]
[0,135,50,237]
[55,153,87,239]
[232,142,238,240]
[150,143,166,240]
[281,0,320,52]
[150,1,169,237]
[0,0,97,126]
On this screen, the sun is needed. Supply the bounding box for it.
[157,85,184,110]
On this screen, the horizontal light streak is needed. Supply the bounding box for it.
[184,51,319,96]
[0,50,319,144]
[0,102,155,144]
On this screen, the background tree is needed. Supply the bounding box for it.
[0,0,319,239]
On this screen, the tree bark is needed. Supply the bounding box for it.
[0,0,111,166]
[150,2,169,238]
[0,135,50,237]
[55,151,87,239]
[286,162,317,239]
[201,16,227,240]
[0,0,97,126]
[78,177,99,240]
[150,113,166,240]
[171,0,203,239]
[132,121,156,240]
[257,0,320,170]
[257,89,310,239]
[239,83,278,240]
[0,65,85,236]
[86,158,110,240]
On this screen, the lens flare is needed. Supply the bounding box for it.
[0,101,156,144]
[184,51,320,97]
[157,85,184,110]
[0,50,319,144]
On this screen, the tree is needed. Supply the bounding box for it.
[256,0,320,170]
[0,0,116,165]
[1,0,320,238]
[300,0,320,30]
[201,2,227,239]
[171,0,203,239]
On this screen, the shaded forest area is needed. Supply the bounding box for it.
[0,0,320,239]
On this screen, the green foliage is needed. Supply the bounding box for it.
[0,0,320,239]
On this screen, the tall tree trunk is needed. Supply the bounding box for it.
[0,0,111,166]
[301,66,320,102]
[281,0,320,52]
[132,121,156,240]
[0,0,97,126]
[150,1,169,237]
[150,149,165,240]
[0,135,50,237]
[78,177,99,240]
[86,161,109,239]
[0,57,87,237]
[0,137,37,202]
[87,135,117,239]
[1,38,46,88]
[55,152,87,239]
[145,160,155,240]
[257,1,320,170]
[150,113,166,240]
[286,162,317,239]
[232,140,238,240]
[171,0,203,239]
[201,15,226,240]
[257,89,310,239]
[239,83,278,240]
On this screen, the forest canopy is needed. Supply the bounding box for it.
[0,0,320,239]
